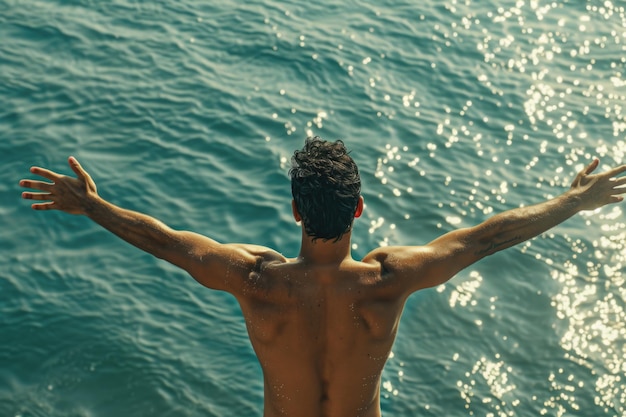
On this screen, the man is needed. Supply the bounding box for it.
[20,137,626,417]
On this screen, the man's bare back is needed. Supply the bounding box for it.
[19,138,626,416]
[238,254,402,417]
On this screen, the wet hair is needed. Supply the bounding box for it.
[289,137,361,242]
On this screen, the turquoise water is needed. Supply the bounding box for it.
[2,0,625,415]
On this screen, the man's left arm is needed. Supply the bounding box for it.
[19,157,278,292]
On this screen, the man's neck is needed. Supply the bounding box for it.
[298,230,353,265]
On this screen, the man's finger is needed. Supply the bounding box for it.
[31,202,56,210]
[606,164,626,178]
[22,191,52,201]
[19,179,54,192]
[68,156,86,181]
[30,166,60,181]
[610,185,626,193]
[611,176,626,187]
[584,158,599,175]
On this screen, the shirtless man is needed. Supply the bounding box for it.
[20,137,626,417]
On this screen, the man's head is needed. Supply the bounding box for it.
[289,137,362,242]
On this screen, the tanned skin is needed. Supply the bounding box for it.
[20,156,626,417]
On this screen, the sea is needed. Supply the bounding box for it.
[1,0,625,416]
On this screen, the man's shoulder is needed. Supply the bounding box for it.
[223,243,288,266]
[361,245,431,268]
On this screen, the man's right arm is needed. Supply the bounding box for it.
[364,159,626,294]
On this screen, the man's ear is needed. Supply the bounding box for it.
[291,200,302,222]
[354,196,364,218]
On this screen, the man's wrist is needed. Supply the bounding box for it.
[84,194,106,218]
[562,188,585,213]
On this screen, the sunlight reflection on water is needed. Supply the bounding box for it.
[369,1,626,415]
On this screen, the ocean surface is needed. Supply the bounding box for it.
[2,0,625,416]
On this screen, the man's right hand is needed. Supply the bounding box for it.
[569,158,626,211]
[20,156,99,215]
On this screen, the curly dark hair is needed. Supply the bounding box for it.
[289,137,361,242]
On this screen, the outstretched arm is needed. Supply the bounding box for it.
[366,159,626,293]
[19,157,283,292]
